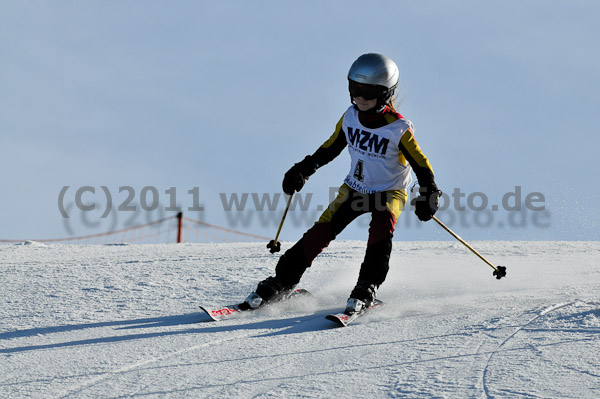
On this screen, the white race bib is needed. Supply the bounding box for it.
[342,107,413,193]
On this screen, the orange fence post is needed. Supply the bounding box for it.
[177,212,183,243]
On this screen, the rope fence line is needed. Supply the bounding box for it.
[0,213,271,245]
[182,217,271,241]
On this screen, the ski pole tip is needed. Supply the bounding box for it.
[493,265,507,279]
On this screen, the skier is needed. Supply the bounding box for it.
[242,53,441,314]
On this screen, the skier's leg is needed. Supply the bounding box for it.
[347,189,406,313]
[275,184,362,286]
[247,185,362,307]
[356,210,396,286]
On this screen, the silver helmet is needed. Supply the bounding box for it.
[347,53,399,111]
[347,53,399,89]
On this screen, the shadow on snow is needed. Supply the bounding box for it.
[0,310,341,354]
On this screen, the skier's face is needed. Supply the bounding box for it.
[353,96,377,111]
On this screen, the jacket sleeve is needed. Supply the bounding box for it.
[398,130,437,190]
[311,113,348,169]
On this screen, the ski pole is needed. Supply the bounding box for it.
[267,193,294,253]
[432,216,507,279]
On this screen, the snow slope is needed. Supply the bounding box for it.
[1,241,599,398]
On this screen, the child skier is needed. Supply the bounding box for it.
[241,53,441,314]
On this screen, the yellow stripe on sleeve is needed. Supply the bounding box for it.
[320,113,346,149]
[399,130,434,172]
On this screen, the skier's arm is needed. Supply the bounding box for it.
[311,114,348,169]
[399,129,441,221]
[282,114,347,195]
[398,130,437,190]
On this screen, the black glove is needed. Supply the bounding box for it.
[411,187,441,221]
[282,155,318,195]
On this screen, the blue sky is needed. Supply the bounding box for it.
[1,1,599,242]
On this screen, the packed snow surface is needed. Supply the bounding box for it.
[1,241,599,398]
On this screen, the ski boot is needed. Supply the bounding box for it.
[239,276,295,310]
[345,280,377,315]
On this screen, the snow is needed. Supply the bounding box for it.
[1,241,599,398]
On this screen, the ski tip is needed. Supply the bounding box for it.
[199,305,241,321]
[325,313,350,327]
[199,305,221,321]
[199,306,217,321]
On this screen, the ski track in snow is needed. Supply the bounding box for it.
[56,331,259,399]
[1,241,599,398]
[480,301,583,399]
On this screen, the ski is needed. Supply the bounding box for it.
[325,299,383,327]
[200,288,311,321]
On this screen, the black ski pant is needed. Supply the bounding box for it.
[274,184,406,289]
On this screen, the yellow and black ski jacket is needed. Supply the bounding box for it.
[311,106,437,193]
